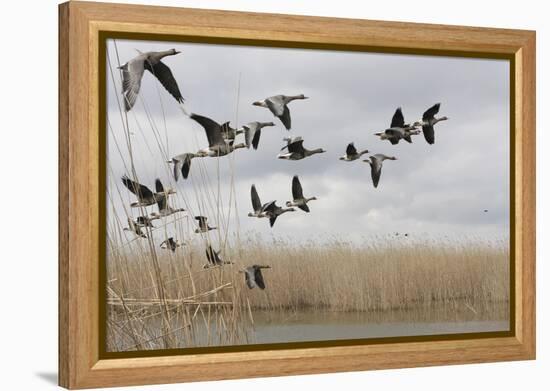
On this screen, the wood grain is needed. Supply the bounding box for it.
[58,1,536,388]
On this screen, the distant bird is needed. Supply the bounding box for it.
[484,209,489,213]
[414,103,449,145]
[248,184,269,218]
[363,154,397,188]
[252,94,308,130]
[220,122,244,141]
[118,49,184,111]
[374,108,421,145]
[121,176,175,208]
[123,217,147,238]
[277,138,326,160]
[194,216,217,233]
[136,215,159,228]
[160,237,181,252]
[191,114,246,157]
[339,142,369,161]
[204,245,232,268]
[262,201,295,227]
[167,152,196,181]
[286,175,317,213]
[243,121,276,149]
[240,265,271,290]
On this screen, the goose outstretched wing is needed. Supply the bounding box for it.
[190,114,224,147]
[121,175,153,199]
[292,176,304,200]
[346,143,357,156]
[145,60,184,104]
[120,57,146,111]
[254,268,266,289]
[390,107,405,128]
[251,185,262,213]
[423,103,440,121]
[287,140,305,154]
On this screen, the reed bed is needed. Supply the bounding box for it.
[106,235,509,351]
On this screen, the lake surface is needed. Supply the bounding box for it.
[247,310,508,344]
[108,303,509,351]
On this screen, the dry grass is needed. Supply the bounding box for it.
[106,235,509,351]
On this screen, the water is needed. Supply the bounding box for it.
[247,310,508,344]
[108,303,509,351]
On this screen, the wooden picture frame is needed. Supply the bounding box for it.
[59,1,536,388]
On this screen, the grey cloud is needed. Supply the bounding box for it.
[105,38,510,244]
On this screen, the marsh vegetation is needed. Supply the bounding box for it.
[106,235,509,351]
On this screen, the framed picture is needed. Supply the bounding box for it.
[59,1,536,389]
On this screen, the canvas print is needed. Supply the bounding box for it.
[104,38,510,352]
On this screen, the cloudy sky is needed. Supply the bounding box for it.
[106,38,510,246]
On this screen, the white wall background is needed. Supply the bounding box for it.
[0,0,546,389]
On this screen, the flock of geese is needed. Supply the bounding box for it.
[116,48,449,290]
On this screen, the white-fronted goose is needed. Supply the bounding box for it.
[375,108,421,145]
[136,215,159,228]
[252,94,308,130]
[277,138,325,160]
[118,49,184,111]
[243,121,275,150]
[286,175,317,213]
[123,217,147,238]
[160,237,180,252]
[240,265,271,290]
[121,176,175,208]
[339,142,369,161]
[414,103,449,145]
[190,113,246,157]
[149,180,185,218]
[262,201,295,227]
[363,154,397,188]
[204,245,233,268]
[194,216,217,233]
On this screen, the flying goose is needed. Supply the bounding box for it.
[123,217,147,238]
[339,142,369,161]
[149,180,185,218]
[277,138,326,160]
[167,152,196,181]
[160,237,181,252]
[252,94,308,130]
[190,114,246,157]
[118,49,184,111]
[204,245,233,268]
[414,103,449,145]
[248,184,270,218]
[375,108,421,145]
[262,201,295,227]
[194,216,217,233]
[286,175,317,213]
[363,154,397,188]
[243,121,276,149]
[136,215,159,228]
[121,176,175,208]
[240,265,271,290]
